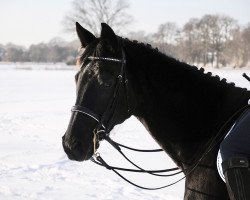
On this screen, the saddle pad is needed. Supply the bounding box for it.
[217,150,225,182]
[216,123,235,183]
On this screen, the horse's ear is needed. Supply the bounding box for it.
[76,22,96,47]
[100,23,118,50]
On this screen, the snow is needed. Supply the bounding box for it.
[1,66,250,200]
[0,62,74,70]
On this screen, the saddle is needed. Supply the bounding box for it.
[217,105,250,182]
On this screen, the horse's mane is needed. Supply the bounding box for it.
[121,37,248,92]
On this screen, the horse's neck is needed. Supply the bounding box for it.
[129,47,250,165]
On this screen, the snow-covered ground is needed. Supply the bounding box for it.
[0,62,74,70]
[1,67,250,200]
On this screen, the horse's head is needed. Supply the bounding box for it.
[62,22,136,161]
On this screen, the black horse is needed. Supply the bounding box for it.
[62,22,250,199]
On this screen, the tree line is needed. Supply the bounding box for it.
[0,38,79,65]
[146,15,250,68]
[1,14,249,68]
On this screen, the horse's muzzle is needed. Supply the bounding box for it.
[62,135,91,161]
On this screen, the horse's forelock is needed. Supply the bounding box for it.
[76,39,101,67]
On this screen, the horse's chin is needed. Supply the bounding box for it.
[81,147,95,161]
[76,152,93,161]
[65,147,94,161]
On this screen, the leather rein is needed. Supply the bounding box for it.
[71,45,250,190]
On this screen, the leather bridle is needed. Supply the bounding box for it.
[71,46,129,151]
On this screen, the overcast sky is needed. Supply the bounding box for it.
[1,0,249,47]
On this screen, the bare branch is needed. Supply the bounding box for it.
[63,0,133,36]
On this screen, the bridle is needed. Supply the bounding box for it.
[71,46,129,146]
[70,43,250,191]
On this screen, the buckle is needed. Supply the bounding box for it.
[228,157,249,168]
[222,157,249,173]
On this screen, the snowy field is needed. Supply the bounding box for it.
[1,66,250,200]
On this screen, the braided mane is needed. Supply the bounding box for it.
[121,37,248,92]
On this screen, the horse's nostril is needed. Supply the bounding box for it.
[62,137,73,152]
[64,142,72,151]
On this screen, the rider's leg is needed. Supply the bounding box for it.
[222,157,250,200]
[220,109,250,200]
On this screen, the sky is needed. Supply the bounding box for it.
[0,0,249,47]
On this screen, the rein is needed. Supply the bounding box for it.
[90,105,249,190]
[71,44,250,190]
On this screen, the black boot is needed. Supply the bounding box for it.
[222,157,250,200]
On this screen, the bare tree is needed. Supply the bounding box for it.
[153,22,179,44]
[211,15,237,67]
[64,0,133,36]
[197,15,215,66]
[224,28,243,67]
[181,18,203,64]
[227,24,250,68]
[151,22,180,57]
[126,30,151,43]
[194,14,238,67]
[241,24,250,67]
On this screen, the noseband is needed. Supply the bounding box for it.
[71,46,129,152]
